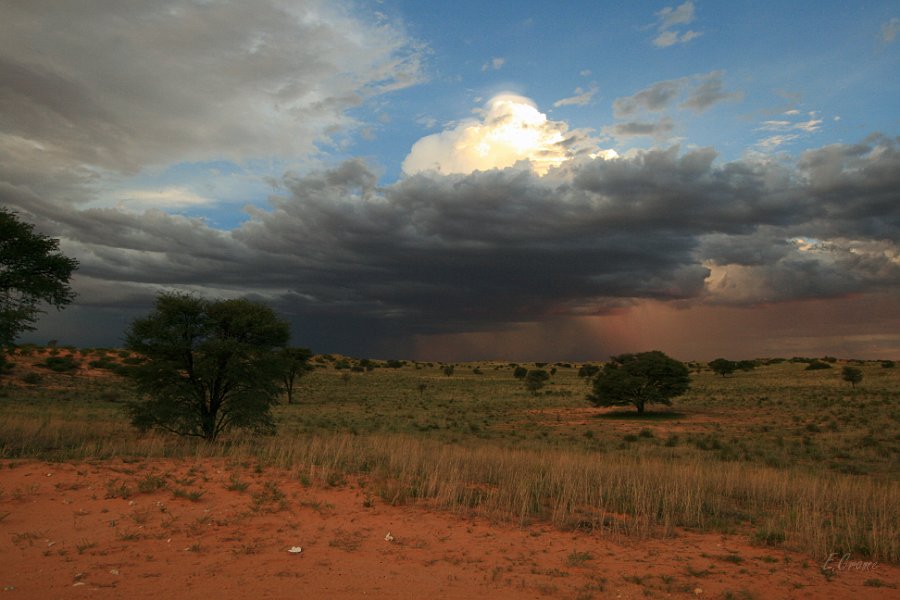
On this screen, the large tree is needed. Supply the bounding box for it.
[125,293,291,441]
[0,209,78,376]
[587,351,690,414]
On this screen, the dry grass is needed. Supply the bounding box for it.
[0,351,898,563]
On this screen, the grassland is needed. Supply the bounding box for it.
[1,347,898,563]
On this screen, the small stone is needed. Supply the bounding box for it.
[73,582,86,587]
[109,569,119,576]
[3,586,15,591]
[288,546,303,554]
[693,588,703,596]
[384,532,394,542]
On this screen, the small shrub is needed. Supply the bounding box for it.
[805,361,831,371]
[21,372,42,385]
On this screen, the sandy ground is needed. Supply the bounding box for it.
[1,459,896,599]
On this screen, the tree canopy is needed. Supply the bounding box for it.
[125,293,291,441]
[0,209,78,352]
[1,209,77,380]
[708,358,737,377]
[587,351,690,414]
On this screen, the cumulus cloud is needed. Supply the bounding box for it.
[401,94,603,175]
[7,135,899,356]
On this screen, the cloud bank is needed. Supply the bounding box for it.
[7,135,898,357]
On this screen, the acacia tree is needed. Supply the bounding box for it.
[588,351,690,414]
[0,209,78,377]
[841,366,863,388]
[125,293,290,441]
[708,358,737,377]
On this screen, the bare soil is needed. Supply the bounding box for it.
[1,459,895,599]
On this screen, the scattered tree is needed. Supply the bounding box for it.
[708,358,737,377]
[587,351,690,414]
[513,366,528,379]
[280,346,312,404]
[125,293,290,441]
[442,365,454,376]
[524,369,550,394]
[841,366,863,388]
[0,209,78,379]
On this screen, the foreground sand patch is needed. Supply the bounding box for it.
[0,459,895,599]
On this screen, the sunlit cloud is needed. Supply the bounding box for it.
[402,94,615,176]
[114,187,214,211]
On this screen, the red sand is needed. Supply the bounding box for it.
[1,459,895,599]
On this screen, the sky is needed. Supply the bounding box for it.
[2,0,899,361]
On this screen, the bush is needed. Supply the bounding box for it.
[40,355,81,373]
[578,364,600,378]
[805,361,832,371]
[21,372,42,385]
[524,369,550,394]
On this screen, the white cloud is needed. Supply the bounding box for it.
[553,85,598,107]
[402,94,608,176]
[0,1,425,174]
[755,111,823,150]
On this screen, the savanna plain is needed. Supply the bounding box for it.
[1,347,898,599]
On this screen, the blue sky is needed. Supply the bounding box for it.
[2,1,899,359]
[103,1,900,223]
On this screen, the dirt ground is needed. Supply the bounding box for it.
[1,459,896,599]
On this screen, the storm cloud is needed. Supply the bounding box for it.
[7,138,899,356]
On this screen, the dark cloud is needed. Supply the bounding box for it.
[605,118,676,138]
[679,71,743,111]
[613,71,740,118]
[7,137,898,356]
[613,81,682,117]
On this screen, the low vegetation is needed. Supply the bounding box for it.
[0,346,898,564]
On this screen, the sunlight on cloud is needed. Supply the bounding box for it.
[113,187,214,211]
[402,94,616,176]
